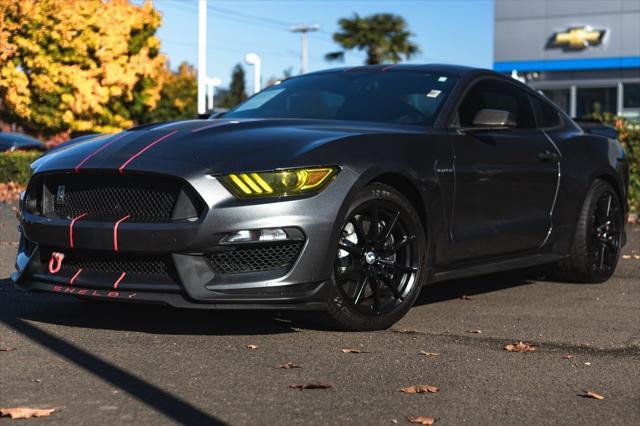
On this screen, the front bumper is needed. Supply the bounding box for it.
[12,167,359,309]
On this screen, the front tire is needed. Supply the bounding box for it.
[324,183,427,331]
[552,179,623,283]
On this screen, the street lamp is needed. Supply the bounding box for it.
[244,52,262,94]
[197,0,207,115]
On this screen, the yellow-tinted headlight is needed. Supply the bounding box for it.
[221,167,339,198]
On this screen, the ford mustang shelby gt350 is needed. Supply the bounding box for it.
[12,65,629,330]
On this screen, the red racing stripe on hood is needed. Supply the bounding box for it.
[74,132,129,173]
[118,130,178,174]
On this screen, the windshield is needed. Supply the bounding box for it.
[225,70,458,126]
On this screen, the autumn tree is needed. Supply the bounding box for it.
[0,0,166,137]
[142,62,197,123]
[222,64,247,108]
[325,13,419,65]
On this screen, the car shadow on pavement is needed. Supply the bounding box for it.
[2,269,541,335]
[1,316,226,425]
[0,280,300,336]
[413,270,537,306]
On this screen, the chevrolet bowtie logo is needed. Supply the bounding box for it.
[548,26,606,50]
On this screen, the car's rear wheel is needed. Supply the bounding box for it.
[324,183,427,331]
[552,179,623,283]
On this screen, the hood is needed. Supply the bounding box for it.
[32,119,422,177]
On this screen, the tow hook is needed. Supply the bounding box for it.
[48,252,65,274]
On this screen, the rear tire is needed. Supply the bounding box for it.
[323,183,427,331]
[551,179,623,283]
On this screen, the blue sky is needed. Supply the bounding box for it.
[151,0,494,91]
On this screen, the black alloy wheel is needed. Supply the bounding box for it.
[552,179,623,283]
[589,190,622,274]
[325,183,426,331]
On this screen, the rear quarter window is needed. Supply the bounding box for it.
[530,95,561,128]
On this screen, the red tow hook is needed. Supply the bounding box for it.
[48,252,65,274]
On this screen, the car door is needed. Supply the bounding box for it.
[447,78,560,261]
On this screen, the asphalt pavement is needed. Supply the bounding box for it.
[1,199,639,425]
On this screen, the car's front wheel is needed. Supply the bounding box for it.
[324,183,427,331]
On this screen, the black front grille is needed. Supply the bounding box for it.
[40,248,182,292]
[207,242,303,274]
[61,257,171,276]
[35,173,199,222]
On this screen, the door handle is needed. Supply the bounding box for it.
[538,150,560,162]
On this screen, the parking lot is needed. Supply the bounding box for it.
[1,199,639,425]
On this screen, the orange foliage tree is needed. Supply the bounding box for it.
[0,0,166,137]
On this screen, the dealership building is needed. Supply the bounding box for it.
[494,0,640,120]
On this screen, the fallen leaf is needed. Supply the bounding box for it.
[584,362,591,366]
[400,384,439,394]
[32,379,42,384]
[622,254,631,259]
[0,407,55,419]
[581,390,604,400]
[407,416,436,425]
[0,347,16,352]
[289,383,331,390]
[562,354,575,359]
[277,362,301,369]
[467,329,482,334]
[419,351,440,356]
[460,295,473,301]
[504,342,537,353]
[246,344,258,349]
[341,348,369,353]
[634,254,640,260]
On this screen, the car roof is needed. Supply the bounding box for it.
[305,63,489,77]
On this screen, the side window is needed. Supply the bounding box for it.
[458,79,535,129]
[529,94,561,128]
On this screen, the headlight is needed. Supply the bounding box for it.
[221,166,338,198]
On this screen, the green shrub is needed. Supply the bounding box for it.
[593,114,640,213]
[0,151,42,184]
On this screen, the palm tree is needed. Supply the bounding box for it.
[325,13,420,65]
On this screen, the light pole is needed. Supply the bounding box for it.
[291,24,319,74]
[245,53,262,94]
[206,77,222,111]
[197,0,207,115]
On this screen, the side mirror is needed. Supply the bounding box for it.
[472,109,516,128]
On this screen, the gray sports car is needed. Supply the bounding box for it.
[13,65,629,330]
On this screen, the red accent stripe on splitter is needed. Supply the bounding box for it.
[69,213,88,249]
[382,64,397,72]
[74,132,128,173]
[118,130,178,174]
[69,269,82,285]
[113,214,131,252]
[113,272,126,289]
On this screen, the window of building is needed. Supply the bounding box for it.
[623,83,640,109]
[458,79,535,128]
[540,89,570,114]
[576,87,616,117]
